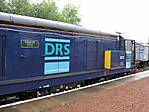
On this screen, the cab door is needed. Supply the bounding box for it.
[18,33,43,78]
[125,40,135,68]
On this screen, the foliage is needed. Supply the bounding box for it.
[0,0,80,24]
[0,0,7,12]
[7,0,31,16]
[30,0,60,21]
[61,4,81,24]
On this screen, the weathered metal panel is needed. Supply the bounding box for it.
[111,50,125,69]
[86,40,97,70]
[74,39,86,72]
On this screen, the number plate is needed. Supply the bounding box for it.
[21,40,39,48]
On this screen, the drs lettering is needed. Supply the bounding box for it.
[45,38,70,56]
[45,43,70,55]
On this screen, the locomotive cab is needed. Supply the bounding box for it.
[125,39,135,68]
[118,35,135,68]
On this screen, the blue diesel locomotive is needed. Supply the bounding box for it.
[0,12,135,102]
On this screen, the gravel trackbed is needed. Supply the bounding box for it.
[44,77,149,112]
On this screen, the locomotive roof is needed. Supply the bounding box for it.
[0,12,118,38]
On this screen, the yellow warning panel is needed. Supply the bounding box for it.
[104,50,111,69]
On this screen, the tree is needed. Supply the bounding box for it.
[30,0,60,21]
[60,4,81,24]
[0,0,81,24]
[7,0,31,16]
[0,0,7,12]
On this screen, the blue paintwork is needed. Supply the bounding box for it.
[111,50,125,69]
[0,68,132,95]
[0,24,133,96]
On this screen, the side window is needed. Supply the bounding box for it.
[119,36,125,51]
[120,39,125,50]
[125,40,132,51]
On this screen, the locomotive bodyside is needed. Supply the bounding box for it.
[0,12,134,97]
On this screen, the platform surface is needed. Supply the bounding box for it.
[45,75,149,112]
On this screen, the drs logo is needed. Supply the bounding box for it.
[45,43,70,56]
[44,38,70,75]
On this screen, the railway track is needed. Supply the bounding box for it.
[0,70,148,112]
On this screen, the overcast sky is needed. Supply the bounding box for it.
[31,0,149,43]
